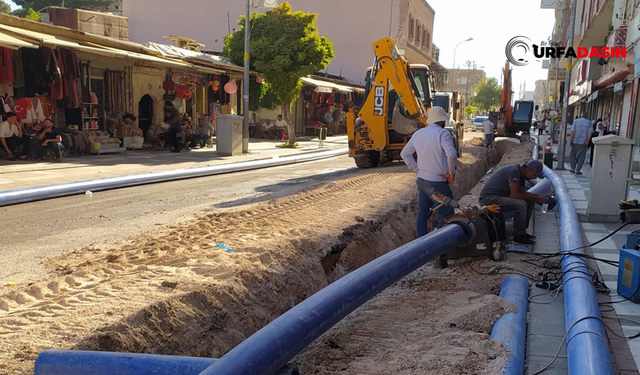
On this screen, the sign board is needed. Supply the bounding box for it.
[614,82,624,93]
[540,0,560,8]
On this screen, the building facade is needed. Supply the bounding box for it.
[446,68,486,104]
[123,0,436,85]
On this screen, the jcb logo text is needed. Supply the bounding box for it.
[373,86,385,116]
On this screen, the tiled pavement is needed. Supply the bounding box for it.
[526,140,640,374]
[558,161,640,375]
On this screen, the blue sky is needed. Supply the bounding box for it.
[5,0,17,9]
[428,0,557,95]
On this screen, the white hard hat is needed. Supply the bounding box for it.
[427,106,449,124]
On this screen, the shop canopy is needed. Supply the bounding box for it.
[0,24,223,73]
[0,29,37,50]
[301,77,363,94]
[147,42,243,74]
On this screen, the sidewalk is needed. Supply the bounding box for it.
[0,136,348,192]
[527,136,640,374]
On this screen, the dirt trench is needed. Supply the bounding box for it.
[0,139,537,375]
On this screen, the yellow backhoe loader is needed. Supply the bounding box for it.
[346,37,462,168]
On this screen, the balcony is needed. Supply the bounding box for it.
[579,0,614,47]
[606,26,627,49]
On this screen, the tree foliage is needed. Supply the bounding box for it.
[25,7,40,20]
[249,78,279,111]
[464,105,477,116]
[224,1,334,142]
[0,1,11,14]
[13,0,111,12]
[471,78,502,113]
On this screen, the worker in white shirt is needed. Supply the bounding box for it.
[482,117,494,148]
[400,106,458,237]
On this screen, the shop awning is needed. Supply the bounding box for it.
[81,42,224,72]
[302,77,358,93]
[592,70,630,91]
[148,42,242,73]
[0,24,222,73]
[0,30,37,50]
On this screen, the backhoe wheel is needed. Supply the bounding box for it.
[354,151,381,168]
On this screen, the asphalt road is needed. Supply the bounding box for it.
[0,155,360,284]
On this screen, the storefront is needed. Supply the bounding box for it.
[300,76,364,135]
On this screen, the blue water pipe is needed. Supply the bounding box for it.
[0,148,348,207]
[197,223,472,375]
[34,350,298,375]
[34,350,217,375]
[490,275,529,375]
[34,224,472,375]
[543,165,614,375]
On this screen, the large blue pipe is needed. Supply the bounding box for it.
[34,350,298,375]
[543,166,614,375]
[0,148,348,207]
[490,275,529,375]
[198,223,472,375]
[35,350,218,375]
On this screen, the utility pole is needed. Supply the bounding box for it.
[389,0,395,37]
[555,0,576,170]
[242,0,250,153]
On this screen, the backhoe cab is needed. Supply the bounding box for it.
[494,61,534,139]
[347,38,461,168]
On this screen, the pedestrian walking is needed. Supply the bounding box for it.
[400,106,457,237]
[482,117,494,148]
[569,112,593,174]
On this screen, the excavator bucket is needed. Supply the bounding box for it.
[391,101,422,135]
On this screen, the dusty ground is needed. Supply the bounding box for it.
[0,138,544,375]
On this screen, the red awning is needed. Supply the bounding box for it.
[593,70,630,91]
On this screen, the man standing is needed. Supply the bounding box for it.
[569,112,593,174]
[482,117,494,148]
[479,160,550,245]
[401,106,457,237]
[332,105,342,135]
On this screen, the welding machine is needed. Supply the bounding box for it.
[617,232,640,302]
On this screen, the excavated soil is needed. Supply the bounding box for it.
[0,138,544,375]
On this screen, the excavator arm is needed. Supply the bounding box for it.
[347,38,428,158]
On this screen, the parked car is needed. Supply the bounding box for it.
[472,115,488,132]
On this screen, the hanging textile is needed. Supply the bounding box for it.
[0,47,14,84]
[105,71,124,114]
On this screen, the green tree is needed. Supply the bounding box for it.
[471,78,502,113]
[0,0,11,13]
[13,0,111,12]
[25,7,40,20]
[224,1,334,143]
[464,105,478,117]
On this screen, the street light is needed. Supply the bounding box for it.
[451,37,473,92]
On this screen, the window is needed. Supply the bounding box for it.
[426,31,431,49]
[460,77,468,85]
[416,24,421,44]
[409,14,414,39]
[422,29,427,47]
